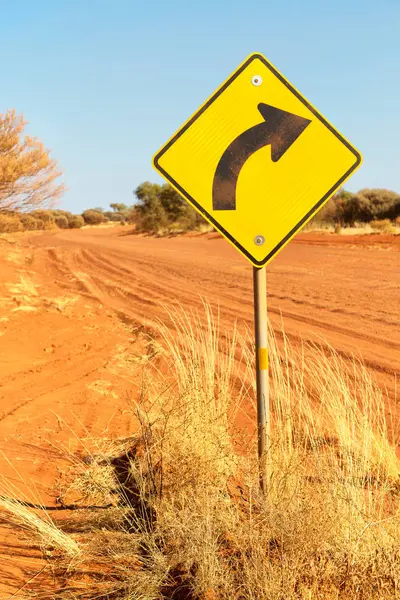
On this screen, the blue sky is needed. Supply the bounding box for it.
[0,0,398,213]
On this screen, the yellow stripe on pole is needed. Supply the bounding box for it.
[258,348,268,371]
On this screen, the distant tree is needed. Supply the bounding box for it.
[159,185,187,220]
[309,198,337,226]
[124,206,137,224]
[110,203,128,213]
[159,184,204,227]
[93,206,105,213]
[0,109,64,212]
[132,182,205,233]
[329,189,357,225]
[308,187,400,227]
[82,209,106,225]
[134,182,169,233]
[104,211,124,222]
[351,189,400,221]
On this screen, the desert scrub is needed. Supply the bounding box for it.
[370,219,394,233]
[0,213,23,232]
[1,305,399,599]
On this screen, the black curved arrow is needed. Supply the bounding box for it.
[212,103,311,210]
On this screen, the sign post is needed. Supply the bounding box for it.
[153,52,362,494]
[253,265,269,494]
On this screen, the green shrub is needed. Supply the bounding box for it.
[55,215,69,229]
[136,205,169,233]
[133,182,207,234]
[0,213,23,232]
[20,215,37,230]
[133,183,170,233]
[68,215,84,229]
[309,188,400,227]
[82,210,107,225]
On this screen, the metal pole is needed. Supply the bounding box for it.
[253,266,269,495]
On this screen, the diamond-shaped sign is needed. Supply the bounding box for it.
[153,53,362,266]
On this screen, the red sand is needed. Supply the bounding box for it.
[0,228,399,592]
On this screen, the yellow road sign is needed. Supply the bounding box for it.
[153,53,362,266]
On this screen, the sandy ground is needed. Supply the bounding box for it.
[0,227,399,594]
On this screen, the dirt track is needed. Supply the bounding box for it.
[33,227,400,397]
[0,227,399,592]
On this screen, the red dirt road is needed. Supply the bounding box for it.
[33,227,400,397]
[0,228,399,592]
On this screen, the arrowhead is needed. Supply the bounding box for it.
[257,103,311,162]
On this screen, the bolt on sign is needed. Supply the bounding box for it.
[153,53,362,267]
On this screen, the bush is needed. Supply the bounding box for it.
[308,198,339,226]
[0,213,23,232]
[82,210,107,225]
[34,218,45,230]
[50,209,68,217]
[20,215,37,230]
[124,207,137,224]
[370,219,394,233]
[55,215,69,229]
[309,188,400,227]
[354,189,400,221]
[136,204,169,233]
[30,210,56,230]
[159,184,187,220]
[104,211,124,222]
[133,182,206,234]
[68,215,84,229]
[51,210,76,224]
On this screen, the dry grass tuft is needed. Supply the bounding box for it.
[0,495,80,558]
[1,305,400,599]
[370,219,395,233]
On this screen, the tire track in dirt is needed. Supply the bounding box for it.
[85,248,399,370]
[33,228,399,404]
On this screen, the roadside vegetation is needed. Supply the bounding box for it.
[81,185,400,236]
[2,108,399,237]
[1,306,399,599]
[307,188,400,233]
[127,183,400,236]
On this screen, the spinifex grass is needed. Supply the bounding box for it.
[1,304,399,599]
